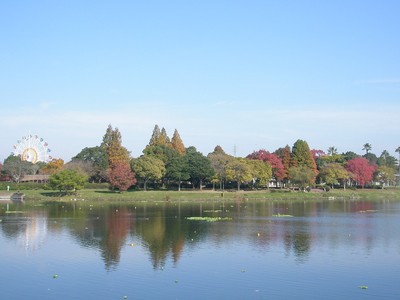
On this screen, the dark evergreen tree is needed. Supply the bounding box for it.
[186,146,214,190]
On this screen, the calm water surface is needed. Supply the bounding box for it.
[1,198,399,299]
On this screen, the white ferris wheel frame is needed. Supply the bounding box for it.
[13,133,52,164]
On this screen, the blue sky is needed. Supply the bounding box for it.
[1,0,399,162]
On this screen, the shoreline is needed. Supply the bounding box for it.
[9,188,400,204]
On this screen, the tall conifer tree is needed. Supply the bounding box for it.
[290,139,318,175]
[171,129,185,154]
[149,125,161,146]
[213,145,225,154]
[102,124,130,166]
[160,127,170,145]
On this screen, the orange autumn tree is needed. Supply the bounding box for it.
[101,124,136,191]
[102,124,130,166]
[41,158,64,175]
[171,129,185,155]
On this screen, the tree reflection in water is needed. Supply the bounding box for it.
[0,199,392,271]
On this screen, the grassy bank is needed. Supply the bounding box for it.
[14,187,400,204]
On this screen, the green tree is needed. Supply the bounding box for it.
[131,155,166,191]
[377,150,397,168]
[363,152,378,165]
[327,146,338,156]
[375,165,396,187]
[186,147,214,190]
[362,143,372,154]
[3,155,35,182]
[290,139,318,182]
[148,125,161,146]
[315,154,344,170]
[396,146,400,176]
[148,125,171,147]
[319,163,350,189]
[342,151,359,162]
[380,150,390,164]
[49,169,88,193]
[226,158,252,191]
[247,159,272,189]
[207,146,234,190]
[165,156,189,191]
[213,145,225,154]
[288,166,316,190]
[72,146,109,182]
[143,144,180,165]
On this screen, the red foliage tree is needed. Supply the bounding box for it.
[345,157,376,188]
[274,145,291,180]
[311,149,325,160]
[102,208,131,269]
[247,150,285,181]
[108,162,137,191]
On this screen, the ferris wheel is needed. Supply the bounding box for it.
[13,134,52,164]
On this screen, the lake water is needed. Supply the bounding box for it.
[1,198,399,300]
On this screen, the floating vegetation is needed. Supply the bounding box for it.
[186,217,232,222]
[359,285,368,289]
[203,210,223,213]
[53,274,59,279]
[272,214,293,218]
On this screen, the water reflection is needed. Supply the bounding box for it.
[1,212,48,252]
[1,199,398,270]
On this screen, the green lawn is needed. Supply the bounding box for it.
[15,187,400,204]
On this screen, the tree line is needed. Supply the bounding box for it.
[1,124,400,192]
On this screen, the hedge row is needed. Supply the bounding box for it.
[0,181,110,191]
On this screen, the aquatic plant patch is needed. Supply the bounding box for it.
[186,216,232,222]
[272,214,294,217]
